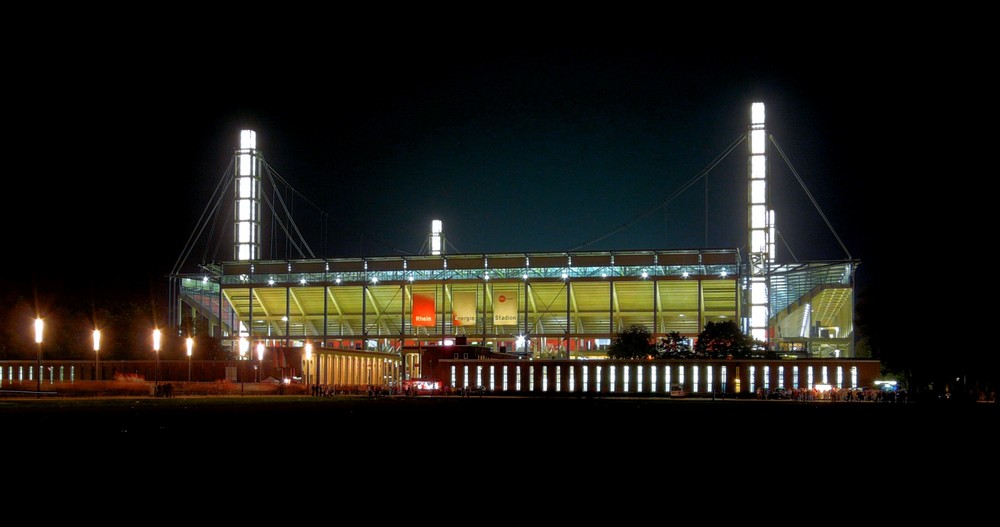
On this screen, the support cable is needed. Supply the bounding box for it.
[769,135,852,260]
[567,134,746,252]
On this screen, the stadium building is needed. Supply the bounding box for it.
[168,103,873,396]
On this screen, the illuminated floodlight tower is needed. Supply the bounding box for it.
[747,102,774,345]
[428,219,445,255]
[234,130,261,261]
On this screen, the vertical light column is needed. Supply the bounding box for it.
[235,129,261,261]
[748,102,771,344]
[428,219,444,255]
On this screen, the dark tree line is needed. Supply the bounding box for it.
[607,320,762,360]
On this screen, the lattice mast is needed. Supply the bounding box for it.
[747,102,774,344]
[234,130,262,261]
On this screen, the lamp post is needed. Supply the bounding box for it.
[93,329,101,381]
[34,318,43,398]
[238,336,248,395]
[256,342,265,382]
[153,328,161,388]
[186,337,194,382]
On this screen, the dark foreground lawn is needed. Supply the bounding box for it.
[4,395,997,491]
[2,394,995,441]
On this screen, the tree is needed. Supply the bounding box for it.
[607,324,655,359]
[657,331,691,358]
[179,315,226,360]
[695,320,752,359]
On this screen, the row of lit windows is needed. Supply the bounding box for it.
[1,365,76,383]
[450,364,860,393]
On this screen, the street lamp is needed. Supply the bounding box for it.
[239,336,249,395]
[34,318,43,398]
[93,329,101,381]
[186,337,194,382]
[153,328,161,387]
[256,342,265,382]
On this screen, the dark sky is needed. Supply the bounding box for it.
[7,35,906,306]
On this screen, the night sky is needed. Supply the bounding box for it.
[7,37,904,307]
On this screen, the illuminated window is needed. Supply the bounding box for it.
[650,365,658,392]
[569,366,575,392]
[749,366,756,394]
[451,365,456,388]
[503,365,508,391]
[555,366,561,392]
[793,366,799,389]
[850,366,858,389]
[529,366,535,392]
[489,365,495,391]
[516,366,522,391]
[822,366,828,385]
[692,365,699,393]
[543,366,548,392]
[763,366,770,391]
[623,366,629,393]
[778,366,784,389]
[582,365,589,392]
[596,365,602,392]
[721,366,727,391]
[706,366,713,393]
[636,365,643,393]
[477,365,483,388]
[836,366,843,389]
[807,366,814,389]
[464,365,469,389]
[664,365,671,392]
[609,366,616,392]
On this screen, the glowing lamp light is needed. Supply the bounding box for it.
[300,278,307,285]
[522,273,528,281]
[256,342,265,361]
[484,272,490,281]
[682,271,690,279]
[641,271,648,279]
[268,277,275,286]
[239,337,249,358]
[720,270,728,277]
[240,129,257,150]
[153,329,161,352]
[34,318,44,344]
[186,337,194,357]
[305,342,313,361]
[430,219,443,255]
[516,335,526,348]
[751,102,765,125]
[561,272,569,280]
[371,276,378,284]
